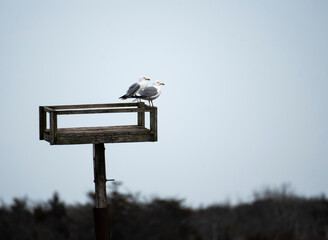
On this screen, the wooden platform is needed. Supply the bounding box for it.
[39,103,157,145]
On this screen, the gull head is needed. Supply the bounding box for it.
[153,81,165,86]
[139,76,150,82]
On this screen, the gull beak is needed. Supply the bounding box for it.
[160,83,165,85]
[145,78,150,81]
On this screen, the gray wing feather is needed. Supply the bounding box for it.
[139,87,158,97]
[126,83,140,96]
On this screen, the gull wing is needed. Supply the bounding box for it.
[126,83,140,96]
[139,87,158,97]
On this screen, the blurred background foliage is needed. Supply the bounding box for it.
[1,183,327,240]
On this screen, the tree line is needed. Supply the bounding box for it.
[1,183,327,240]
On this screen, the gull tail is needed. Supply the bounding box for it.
[119,94,129,100]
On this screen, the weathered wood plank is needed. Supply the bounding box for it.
[54,133,155,145]
[50,102,139,110]
[45,126,149,135]
[54,107,154,115]
[43,125,156,144]
[51,125,147,133]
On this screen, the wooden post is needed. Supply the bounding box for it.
[93,143,107,208]
[93,143,110,240]
[50,111,57,145]
[137,102,145,127]
[39,106,46,140]
[150,107,158,141]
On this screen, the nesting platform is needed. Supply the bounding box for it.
[39,102,157,145]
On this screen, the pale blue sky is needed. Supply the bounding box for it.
[1,0,327,206]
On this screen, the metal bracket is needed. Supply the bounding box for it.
[93,179,115,183]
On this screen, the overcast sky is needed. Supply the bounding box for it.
[1,0,327,207]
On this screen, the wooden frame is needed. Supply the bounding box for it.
[39,102,157,145]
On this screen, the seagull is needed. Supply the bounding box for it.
[119,76,150,100]
[132,81,165,106]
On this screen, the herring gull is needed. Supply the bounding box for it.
[119,76,150,100]
[132,81,165,106]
